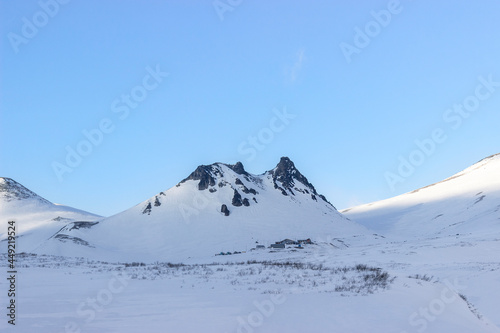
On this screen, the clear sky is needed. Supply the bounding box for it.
[1,0,499,217]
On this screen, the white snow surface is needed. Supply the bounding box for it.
[0,177,101,253]
[342,153,500,239]
[1,156,499,332]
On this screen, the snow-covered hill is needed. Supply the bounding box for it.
[342,153,500,239]
[36,157,371,261]
[0,177,101,253]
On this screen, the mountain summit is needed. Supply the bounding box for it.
[179,161,250,191]
[269,157,332,205]
[176,157,332,211]
[0,177,50,204]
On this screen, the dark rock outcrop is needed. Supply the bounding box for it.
[54,234,94,247]
[228,162,247,175]
[68,221,99,231]
[235,178,258,195]
[232,189,243,207]
[142,202,152,215]
[221,204,230,216]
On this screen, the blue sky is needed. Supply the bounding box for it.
[1,0,499,216]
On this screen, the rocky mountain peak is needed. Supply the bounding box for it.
[270,157,311,190]
[269,157,333,207]
[179,164,219,190]
[176,157,334,209]
[228,161,246,175]
[0,177,51,204]
[273,157,298,178]
[179,161,250,191]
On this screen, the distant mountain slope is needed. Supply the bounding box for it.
[0,177,101,253]
[37,157,371,261]
[342,153,500,238]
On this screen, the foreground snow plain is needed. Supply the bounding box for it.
[2,232,499,333]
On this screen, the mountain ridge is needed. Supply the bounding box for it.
[342,153,500,238]
[0,177,51,204]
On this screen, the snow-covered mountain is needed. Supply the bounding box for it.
[342,153,500,239]
[37,157,371,261]
[0,177,101,252]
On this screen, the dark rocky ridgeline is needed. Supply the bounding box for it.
[178,164,222,190]
[177,162,249,191]
[227,161,247,175]
[172,157,334,214]
[269,157,334,208]
[178,161,256,191]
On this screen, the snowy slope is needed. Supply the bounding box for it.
[37,158,372,261]
[339,153,500,329]
[342,153,500,239]
[0,177,101,252]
